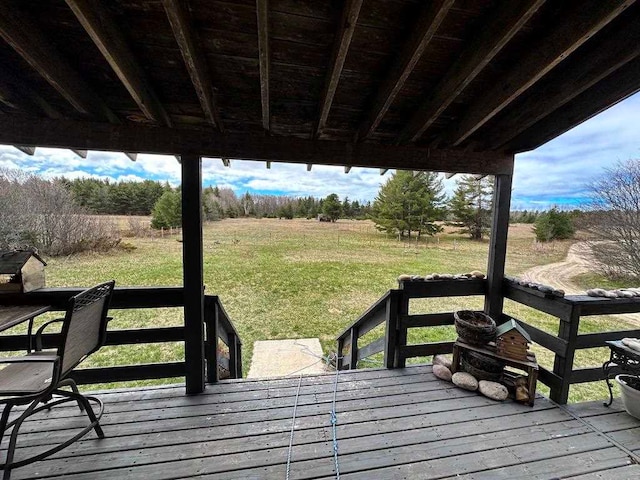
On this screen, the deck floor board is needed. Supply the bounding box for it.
[2,366,638,479]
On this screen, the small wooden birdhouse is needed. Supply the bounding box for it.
[0,250,47,294]
[496,319,531,361]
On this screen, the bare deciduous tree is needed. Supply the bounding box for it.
[586,159,640,278]
[0,169,119,256]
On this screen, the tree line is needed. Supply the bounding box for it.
[57,177,373,227]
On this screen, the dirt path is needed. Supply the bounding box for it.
[522,242,594,295]
[522,241,640,326]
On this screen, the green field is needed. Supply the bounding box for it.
[12,218,638,402]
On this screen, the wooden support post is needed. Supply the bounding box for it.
[551,305,581,404]
[181,154,205,394]
[384,291,399,369]
[349,327,358,369]
[484,169,513,321]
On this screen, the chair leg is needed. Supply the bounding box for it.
[76,395,104,439]
[3,400,38,480]
[58,378,84,412]
[0,403,14,452]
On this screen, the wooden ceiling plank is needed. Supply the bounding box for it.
[0,2,117,122]
[315,0,363,138]
[357,0,455,141]
[445,0,635,147]
[257,0,270,132]
[71,149,88,158]
[399,0,546,144]
[487,15,640,149]
[163,0,223,130]
[0,116,514,175]
[66,0,172,127]
[506,55,640,153]
[14,145,35,155]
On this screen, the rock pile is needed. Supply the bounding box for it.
[398,271,486,282]
[431,354,528,403]
[505,276,564,297]
[586,287,640,299]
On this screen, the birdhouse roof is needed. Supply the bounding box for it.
[0,250,46,274]
[496,319,531,343]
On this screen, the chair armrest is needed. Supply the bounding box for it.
[34,318,65,351]
[0,355,60,364]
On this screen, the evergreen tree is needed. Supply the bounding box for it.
[534,208,575,242]
[371,171,445,239]
[322,193,342,222]
[449,175,493,240]
[151,190,182,228]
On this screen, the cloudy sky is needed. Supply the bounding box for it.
[1,91,639,210]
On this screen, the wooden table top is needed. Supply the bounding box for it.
[0,304,52,332]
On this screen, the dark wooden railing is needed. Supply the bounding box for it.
[0,286,242,385]
[338,277,640,404]
[503,279,640,404]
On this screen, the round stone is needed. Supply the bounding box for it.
[432,364,452,382]
[433,354,452,370]
[452,372,478,391]
[478,380,509,401]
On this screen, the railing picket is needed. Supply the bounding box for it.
[349,327,359,369]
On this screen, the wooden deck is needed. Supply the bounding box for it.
[3,365,640,479]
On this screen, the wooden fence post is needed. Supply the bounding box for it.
[551,305,581,404]
[396,291,409,368]
[384,291,399,369]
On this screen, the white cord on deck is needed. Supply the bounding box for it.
[285,374,303,480]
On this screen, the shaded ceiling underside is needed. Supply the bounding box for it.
[0,0,639,173]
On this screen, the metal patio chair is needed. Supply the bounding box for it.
[0,280,115,480]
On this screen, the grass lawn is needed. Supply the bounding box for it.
[8,218,638,402]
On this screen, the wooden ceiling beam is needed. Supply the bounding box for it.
[380,169,389,175]
[0,116,514,175]
[357,0,454,141]
[256,0,270,132]
[66,0,172,127]
[399,0,546,144]
[344,166,352,174]
[71,149,88,158]
[162,0,222,130]
[0,72,61,120]
[222,158,230,167]
[445,172,457,179]
[486,14,640,149]
[315,0,363,138]
[14,145,35,155]
[0,2,117,122]
[505,55,640,153]
[445,0,635,147]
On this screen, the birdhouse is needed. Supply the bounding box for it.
[495,319,531,361]
[0,250,47,294]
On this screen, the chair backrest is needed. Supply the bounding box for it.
[57,281,115,376]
